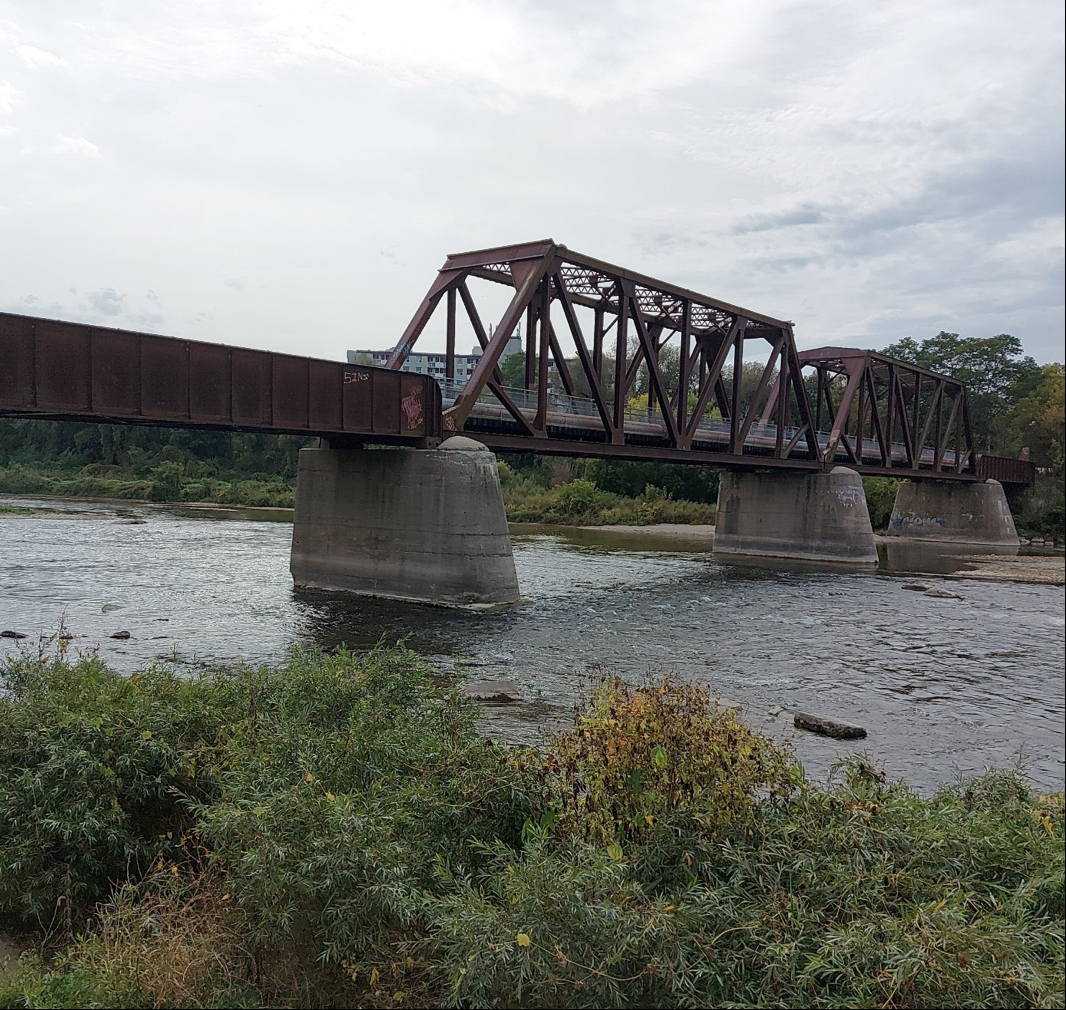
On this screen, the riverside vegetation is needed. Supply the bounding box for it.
[1,644,1062,1009]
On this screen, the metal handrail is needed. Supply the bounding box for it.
[437,377,961,466]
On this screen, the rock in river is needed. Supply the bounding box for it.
[793,711,867,739]
[1,630,27,639]
[464,679,522,703]
[110,630,132,640]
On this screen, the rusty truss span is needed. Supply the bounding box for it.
[389,240,1032,484]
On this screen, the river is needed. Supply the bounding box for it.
[2,496,1063,793]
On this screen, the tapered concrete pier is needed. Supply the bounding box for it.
[885,479,1019,546]
[290,436,520,608]
[714,466,878,564]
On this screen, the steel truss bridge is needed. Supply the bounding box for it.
[0,240,1035,486]
[388,240,1032,484]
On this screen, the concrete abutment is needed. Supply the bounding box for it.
[713,467,878,564]
[289,437,521,609]
[885,479,1019,546]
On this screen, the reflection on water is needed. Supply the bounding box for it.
[878,538,1018,574]
[2,496,1063,792]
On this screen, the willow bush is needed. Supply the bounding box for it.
[1,646,1062,1009]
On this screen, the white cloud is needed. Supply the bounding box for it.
[15,43,65,69]
[0,81,17,114]
[86,288,125,315]
[50,136,101,157]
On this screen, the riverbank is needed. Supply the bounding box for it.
[0,465,296,509]
[1,646,1062,1010]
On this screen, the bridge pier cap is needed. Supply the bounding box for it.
[886,478,1019,547]
[289,436,521,609]
[714,465,878,565]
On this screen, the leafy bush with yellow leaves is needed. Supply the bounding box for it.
[545,676,796,853]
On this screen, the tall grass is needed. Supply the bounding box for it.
[1,647,1061,1008]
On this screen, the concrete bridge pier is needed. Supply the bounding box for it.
[289,436,521,609]
[713,466,878,564]
[885,479,1019,546]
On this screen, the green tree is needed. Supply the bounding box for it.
[1004,363,1065,468]
[500,351,526,388]
[1004,364,1065,537]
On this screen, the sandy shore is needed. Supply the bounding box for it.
[948,555,1065,586]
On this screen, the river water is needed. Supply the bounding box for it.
[2,496,1063,793]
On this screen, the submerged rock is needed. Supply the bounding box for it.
[1,630,27,639]
[901,583,931,592]
[793,711,867,739]
[925,587,964,599]
[110,630,132,640]
[464,679,521,703]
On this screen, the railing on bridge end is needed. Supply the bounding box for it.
[0,312,443,444]
[975,454,1037,486]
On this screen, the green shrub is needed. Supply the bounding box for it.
[0,466,294,508]
[2,648,1062,1009]
[0,874,260,1009]
[544,676,796,858]
[423,837,704,1010]
[422,760,1064,1009]
[196,646,538,976]
[0,652,231,928]
[862,476,900,530]
[147,461,185,502]
[505,479,716,526]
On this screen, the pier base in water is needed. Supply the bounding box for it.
[885,479,1019,546]
[290,437,520,609]
[713,467,878,565]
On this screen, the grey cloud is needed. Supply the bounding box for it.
[731,204,830,235]
[86,288,126,316]
[125,310,164,329]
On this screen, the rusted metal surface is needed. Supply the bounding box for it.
[0,312,442,444]
[387,239,1033,485]
[975,453,1037,486]
[792,346,975,478]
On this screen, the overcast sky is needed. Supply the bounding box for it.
[1,0,1063,364]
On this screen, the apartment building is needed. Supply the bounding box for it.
[348,331,523,382]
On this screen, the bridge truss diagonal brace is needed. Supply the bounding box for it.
[444,247,557,430]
